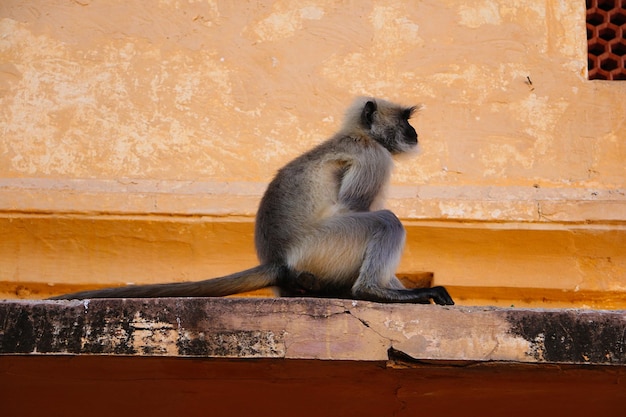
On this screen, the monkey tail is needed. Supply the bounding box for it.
[49,264,282,300]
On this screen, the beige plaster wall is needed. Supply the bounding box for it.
[2,1,624,190]
[0,1,625,304]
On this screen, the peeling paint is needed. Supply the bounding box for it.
[0,1,624,187]
[2,298,624,365]
[458,2,501,28]
[252,3,326,42]
[507,310,626,364]
[129,312,179,355]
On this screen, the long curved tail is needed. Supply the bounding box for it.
[50,264,280,299]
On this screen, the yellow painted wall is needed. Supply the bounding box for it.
[0,1,625,307]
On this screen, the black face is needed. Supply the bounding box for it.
[401,112,418,146]
[385,108,418,153]
[361,101,419,154]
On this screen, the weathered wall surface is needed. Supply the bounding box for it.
[3,298,626,364]
[2,1,624,189]
[0,1,625,304]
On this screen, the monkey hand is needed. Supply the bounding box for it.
[423,286,455,305]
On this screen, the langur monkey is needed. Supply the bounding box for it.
[53,97,454,305]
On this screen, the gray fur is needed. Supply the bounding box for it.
[52,97,453,305]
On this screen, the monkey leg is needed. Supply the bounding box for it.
[386,276,453,305]
[278,270,356,298]
[361,285,454,305]
[290,210,453,305]
[349,210,454,305]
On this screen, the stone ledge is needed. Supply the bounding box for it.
[1,298,624,365]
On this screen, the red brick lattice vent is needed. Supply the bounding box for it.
[587,0,626,80]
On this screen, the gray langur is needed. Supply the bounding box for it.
[52,97,454,305]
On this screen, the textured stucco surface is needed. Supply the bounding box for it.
[0,1,625,304]
[1,1,624,188]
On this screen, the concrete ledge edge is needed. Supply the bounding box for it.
[1,298,624,365]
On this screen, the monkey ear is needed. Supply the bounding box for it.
[361,100,377,128]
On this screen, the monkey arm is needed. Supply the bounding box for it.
[336,149,392,212]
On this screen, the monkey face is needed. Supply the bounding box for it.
[364,100,419,154]
[399,115,418,148]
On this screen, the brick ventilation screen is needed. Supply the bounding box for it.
[587,0,626,80]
